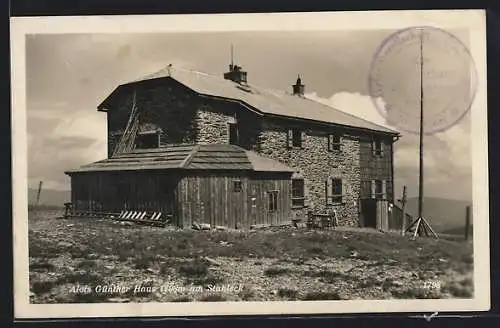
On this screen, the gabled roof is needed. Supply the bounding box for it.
[65,144,295,174]
[101,66,399,135]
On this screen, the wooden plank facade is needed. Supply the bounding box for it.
[69,169,292,229]
[66,144,295,229]
[177,172,291,228]
[70,171,181,223]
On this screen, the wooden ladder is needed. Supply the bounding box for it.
[112,89,141,157]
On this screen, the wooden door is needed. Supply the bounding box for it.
[248,184,258,227]
[360,198,377,228]
[158,175,177,215]
[376,200,389,231]
[266,190,280,226]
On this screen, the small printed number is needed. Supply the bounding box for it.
[422,280,441,290]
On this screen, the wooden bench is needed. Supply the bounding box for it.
[63,203,172,227]
[114,210,171,227]
[306,210,338,229]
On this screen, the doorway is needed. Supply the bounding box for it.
[360,198,377,228]
[158,176,178,215]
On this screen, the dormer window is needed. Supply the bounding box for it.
[136,131,160,149]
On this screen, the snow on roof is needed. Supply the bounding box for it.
[65,144,295,174]
[124,66,398,135]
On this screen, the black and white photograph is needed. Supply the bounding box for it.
[11,10,489,318]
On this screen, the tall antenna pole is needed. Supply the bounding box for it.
[404,33,438,241]
[418,29,424,220]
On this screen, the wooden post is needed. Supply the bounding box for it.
[35,181,43,206]
[401,186,407,236]
[465,205,471,241]
[64,202,71,218]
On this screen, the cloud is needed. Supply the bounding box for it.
[51,111,107,140]
[27,101,108,191]
[305,91,393,130]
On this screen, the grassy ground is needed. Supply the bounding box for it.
[28,209,474,303]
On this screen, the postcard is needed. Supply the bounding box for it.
[10,10,489,319]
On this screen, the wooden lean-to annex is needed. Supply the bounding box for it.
[65,144,294,229]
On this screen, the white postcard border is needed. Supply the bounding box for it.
[10,10,490,319]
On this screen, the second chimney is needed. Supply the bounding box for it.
[293,75,305,96]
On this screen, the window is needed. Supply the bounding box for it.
[326,178,343,205]
[291,178,305,207]
[332,179,343,204]
[292,130,302,147]
[372,139,384,157]
[233,180,242,192]
[328,134,341,151]
[371,179,387,199]
[136,132,159,149]
[375,180,383,196]
[228,123,238,145]
[240,72,247,84]
[268,191,279,212]
[288,129,303,148]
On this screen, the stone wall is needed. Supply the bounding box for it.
[195,110,232,144]
[107,82,200,155]
[257,125,361,227]
[106,81,238,154]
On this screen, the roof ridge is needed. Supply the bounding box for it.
[301,95,399,134]
[130,65,399,135]
[179,67,398,134]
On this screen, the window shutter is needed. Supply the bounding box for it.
[372,140,376,156]
[328,134,333,151]
[326,177,333,205]
[342,178,347,198]
[382,180,387,200]
[380,141,385,157]
[300,131,306,148]
[287,129,293,148]
[371,180,376,199]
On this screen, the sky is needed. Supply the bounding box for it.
[25,30,473,201]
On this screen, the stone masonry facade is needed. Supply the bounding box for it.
[106,82,235,155]
[194,109,232,145]
[257,125,361,227]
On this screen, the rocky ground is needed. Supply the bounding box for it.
[28,209,474,303]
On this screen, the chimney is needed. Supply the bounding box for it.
[224,64,248,84]
[292,74,305,96]
[223,45,248,84]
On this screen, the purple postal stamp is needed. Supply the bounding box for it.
[368,26,478,135]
